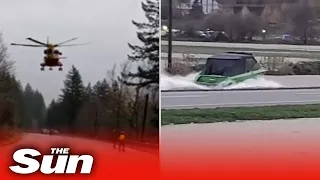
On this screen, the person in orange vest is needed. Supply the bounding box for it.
[118,130,126,152]
[111,129,118,149]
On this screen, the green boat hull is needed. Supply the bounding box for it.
[195,69,267,87]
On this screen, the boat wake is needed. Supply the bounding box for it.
[161,72,283,90]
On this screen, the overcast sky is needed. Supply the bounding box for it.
[0,0,145,105]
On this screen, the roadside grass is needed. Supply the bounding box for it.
[161,104,320,125]
[0,126,22,147]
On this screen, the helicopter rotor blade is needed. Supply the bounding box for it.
[56,43,91,47]
[10,43,44,47]
[26,38,47,46]
[55,37,78,46]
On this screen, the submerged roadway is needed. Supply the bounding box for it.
[161,88,320,109]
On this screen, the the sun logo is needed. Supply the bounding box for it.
[9,148,94,174]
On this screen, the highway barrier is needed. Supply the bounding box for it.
[161,41,320,58]
[161,41,320,52]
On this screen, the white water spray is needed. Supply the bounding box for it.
[161,72,209,90]
[160,72,282,90]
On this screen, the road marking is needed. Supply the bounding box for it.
[162,89,312,95]
[161,100,320,109]
[298,92,320,95]
[162,95,208,98]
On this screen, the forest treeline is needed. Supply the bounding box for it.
[0,64,159,143]
[45,64,159,142]
[0,0,159,143]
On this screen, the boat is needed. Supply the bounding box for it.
[195,52,267,87]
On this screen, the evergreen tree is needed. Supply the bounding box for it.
[22,84,33,127]
[0,75,23,128]
[59,65,85,130]
[32,90,46,127]
[21,83,46,129]
[84,83,94,101]
[46,99,66,129]
[92,79,109,101]
[46,100,56,128]
[46,99,68,129]
[121,0,159,88]
[0,32,23,130]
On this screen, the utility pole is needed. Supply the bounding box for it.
[168,0,173,70]
[206,0,209,13]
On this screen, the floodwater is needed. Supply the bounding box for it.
[161,71,320,90]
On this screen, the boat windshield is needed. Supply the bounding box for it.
[204,57,246,77]
[203,55,260,77]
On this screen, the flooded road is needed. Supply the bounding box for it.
[161,118,320,179]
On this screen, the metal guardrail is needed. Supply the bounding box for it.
[161,41,320,52]
[161,41,320,59]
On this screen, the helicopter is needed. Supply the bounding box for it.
[10,37,90,71]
